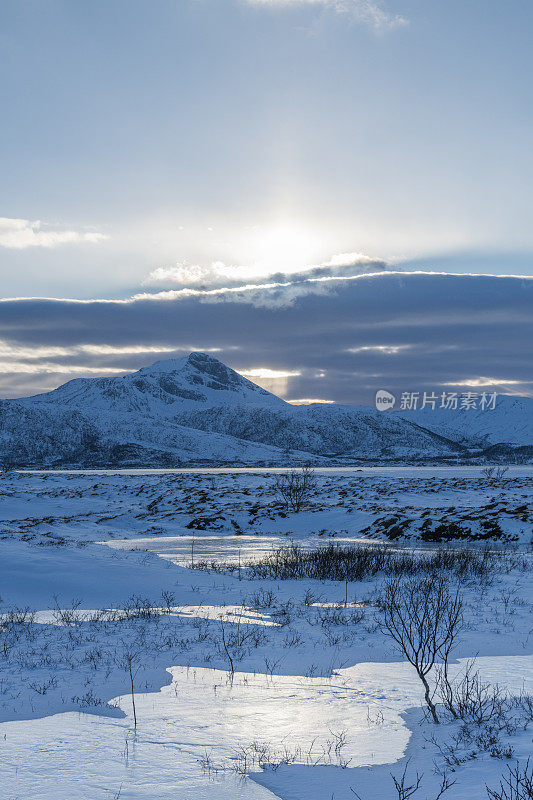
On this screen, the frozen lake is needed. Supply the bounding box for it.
[105,532,531,570]
[103,532,378,567]
[17,465,533,477]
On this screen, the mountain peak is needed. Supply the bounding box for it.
[186,351,222,367]
[138,351,245,389]
[137,351,224,373]
[129,351,286,406]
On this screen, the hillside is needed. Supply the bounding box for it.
[399,396,533,447]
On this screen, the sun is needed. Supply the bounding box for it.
[244,222,325,276]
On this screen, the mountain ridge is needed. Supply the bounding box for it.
[1,352,531,467]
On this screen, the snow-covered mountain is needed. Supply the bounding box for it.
[24,352,286,414]
[0,352,530,467]
[399,396,533,447]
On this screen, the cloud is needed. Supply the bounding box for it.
[439,377,527,388]
[0,361,128,375]
[0,218,108,249]
[346,344,412,355]
[245,0,408,31]
[287,397,336,404]
[142,251,389,308]
[0,341,180,360]
[0,342,74,360]
[146,261,233,287]
[320,252,381,269]
[0,272,530,402]
[240,368,302,379]
[79,344,224,356]
[146,252,386,287]
[131,276,345,309]
[240,367,302,394]
[0,340,229,390]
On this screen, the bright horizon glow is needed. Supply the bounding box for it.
[287,397,336,404]
[240,368,302,379]
[241,222,327,276]
[240,366,302,396]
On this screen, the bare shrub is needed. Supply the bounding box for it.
[225,728,351,774]
[1,607,35,628]
[380,576,463,724]
[274,467,317,512]
[514,692,533,724]
[219,619,235,675]
[161,590,176,614]
[437,659,508,725]
[482,466,510,484]
[250,587,276,609]
[116,645,140,728]
[28,676,58,694]
[123,595,158,620]
[350,761,455,799]
[242,542,515,583]
[486,759,533,800]
[390,761,423,800]
[52,596,83,626]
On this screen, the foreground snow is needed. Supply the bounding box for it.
[1,657,531,800]
[0,468,531,799]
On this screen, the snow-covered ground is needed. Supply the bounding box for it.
[0,468,531,799]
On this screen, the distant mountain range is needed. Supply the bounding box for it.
[0,352,531,467]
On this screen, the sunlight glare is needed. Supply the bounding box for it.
[243,222,325,276]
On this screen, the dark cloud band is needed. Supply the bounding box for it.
[0,271,531,403]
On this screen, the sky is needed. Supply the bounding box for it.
[0,0,532,403]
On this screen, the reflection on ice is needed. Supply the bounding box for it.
[102,533,373,568]
[103,534,295,567]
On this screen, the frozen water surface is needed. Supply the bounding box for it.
[104,531,526,570]
[1,655,531,800]
[26,605,278,626]
[104,533,296,567]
